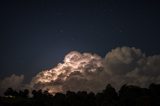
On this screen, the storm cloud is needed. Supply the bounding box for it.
[104,47,160,88]
[31,51,104,93]
[31,47,160,93]
[1,47,160,95]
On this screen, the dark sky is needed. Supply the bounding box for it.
[1,0,160,81]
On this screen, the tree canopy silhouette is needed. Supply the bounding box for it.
[1,83,160,106]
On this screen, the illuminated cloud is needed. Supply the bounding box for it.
[31,51,104,93]
[1,47,160,95]
[0,74,24,95]
[31,47,160,93]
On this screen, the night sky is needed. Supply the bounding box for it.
[1,0,160,82]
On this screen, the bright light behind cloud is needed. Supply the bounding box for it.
[30,47,160,94]
[31,51,103,93]
[1,47,160,95]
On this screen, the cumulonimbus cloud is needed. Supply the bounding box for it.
[30,47,160,94]
[30,51,104,93]
[1,47,160,95]
[104,47,160,88]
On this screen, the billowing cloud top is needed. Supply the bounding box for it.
[31,47,160,94]
[104,47,160,88]
[31,51,104,93]
[1,47,160,95]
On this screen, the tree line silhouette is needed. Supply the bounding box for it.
[0,83,160,106]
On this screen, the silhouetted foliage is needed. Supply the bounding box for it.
[4,88,18,97]
[149,83,160,105]
[1,83,160,106]
[18,89,29,98]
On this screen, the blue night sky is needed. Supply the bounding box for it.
[1,0,160,81]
